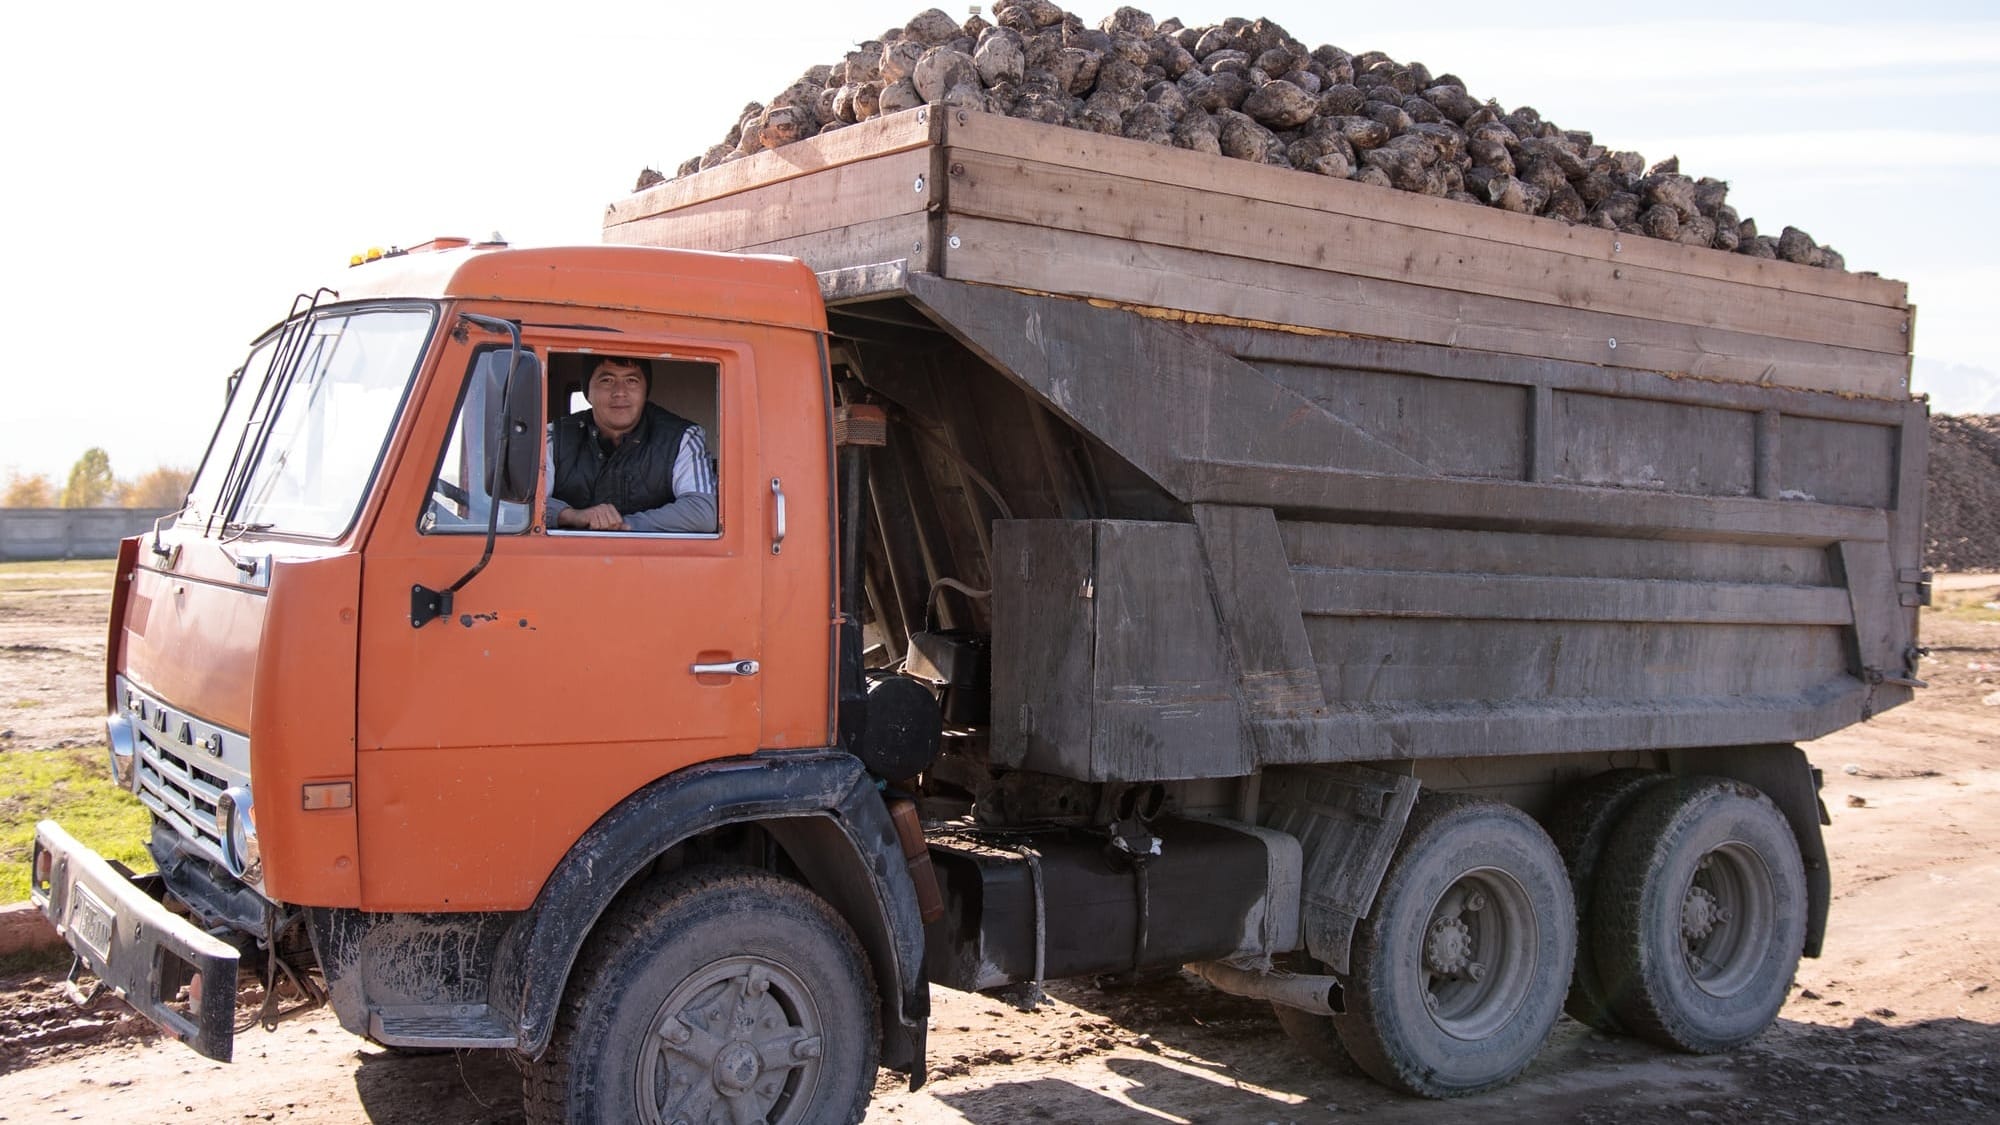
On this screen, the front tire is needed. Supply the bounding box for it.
[524,866,879,1125]
[1334,794,1575,1098]
[1591,776,1806,1054]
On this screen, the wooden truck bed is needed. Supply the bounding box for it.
[604,106,1912,401]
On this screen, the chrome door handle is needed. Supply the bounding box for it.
[691,660,760,677]
[770,477,787,556]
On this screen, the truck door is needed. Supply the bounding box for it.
[352,333,765,911]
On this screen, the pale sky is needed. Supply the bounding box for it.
[3,1,1995,485]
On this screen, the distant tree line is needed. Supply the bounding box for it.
[2,447,193,509]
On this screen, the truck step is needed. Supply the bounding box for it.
[368,1004,517,1049]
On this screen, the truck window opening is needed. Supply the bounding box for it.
[544,351,721,537]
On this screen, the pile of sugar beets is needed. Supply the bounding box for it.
[647,4,1848,269]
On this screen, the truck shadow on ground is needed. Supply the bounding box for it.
[992,973,2000,1124]
[352,1046,524,1125]
[337,972,2000,1124]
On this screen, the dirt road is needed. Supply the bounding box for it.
[2,573,1997,1123]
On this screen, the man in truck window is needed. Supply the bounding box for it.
[544,356,717,533]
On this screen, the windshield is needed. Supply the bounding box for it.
[185,305,435,539]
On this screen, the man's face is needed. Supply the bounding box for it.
[587,362,647,439]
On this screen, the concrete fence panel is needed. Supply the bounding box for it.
[0,508,177,562]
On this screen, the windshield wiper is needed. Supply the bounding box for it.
[212,287,338,536]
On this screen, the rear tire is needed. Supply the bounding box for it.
[1545,768,1671,1032]
[1592,776,1806,1054]
[1334,794,1575,1098]
[523,866,879,1125]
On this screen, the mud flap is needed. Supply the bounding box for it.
[31,820,240,1061]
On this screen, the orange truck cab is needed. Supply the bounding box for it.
[31,243,933,1115]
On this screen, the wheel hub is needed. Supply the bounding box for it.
[1426,915,1474,976]
[642,956,825,1125]
[1682,884,1722,941]
[712,1041,761,1096]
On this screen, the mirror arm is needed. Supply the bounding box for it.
[414,314,524,628]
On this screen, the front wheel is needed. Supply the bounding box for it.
[524,866,879,1125]
[1591,776,1806,1054]
[1334,794,1575,1098]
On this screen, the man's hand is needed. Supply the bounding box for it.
[558,503,629,531]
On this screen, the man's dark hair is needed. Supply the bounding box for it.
[587,355,652,394]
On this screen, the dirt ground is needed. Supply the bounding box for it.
[0,571,1996,1123]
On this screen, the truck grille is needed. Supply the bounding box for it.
[116,676,248,872]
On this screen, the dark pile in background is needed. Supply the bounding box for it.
[1928,414,2000,573]
[645,4,1850,269]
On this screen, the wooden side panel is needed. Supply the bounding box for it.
[941,149,1905,354]
[604,108,936,225]
[989,520,1095,774]
[1091,522,1246,781]
[1254,364,1531,480]
[1780,416,1900,509]
[939,218,1906,397]
[939,111,1909,311]
[604,150,931,265]
[1191,505,1325,720]
[1553,392,1757,497]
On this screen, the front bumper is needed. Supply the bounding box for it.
[30,820,240,1061]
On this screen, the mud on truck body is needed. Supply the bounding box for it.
[33,108,1925,1122]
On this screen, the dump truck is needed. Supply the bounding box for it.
[31,106,1926,1121]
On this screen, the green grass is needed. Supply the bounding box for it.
[0,746,153,903]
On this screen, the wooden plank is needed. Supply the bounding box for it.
[1195,324,1913,427]
[944,151,1906,355]
[603,150,929,255]
[608,213,926,276]
[1189,459,1891,546]
[940,218,1909,398]
[1277,521,1836,587]
[990,520,1096,775]
[1836,539,1903,682]
[1290,569,1854,626]
[1191,505,1327,719]
[1251,679,1869,764]
[941,111,1909,310]
[604,108,937,227]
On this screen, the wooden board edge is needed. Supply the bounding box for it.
[940,111,1910,311]
[603,107,938,228]
[943,149,1908,357]
[603,149,930,253]
[939,217,1909,400]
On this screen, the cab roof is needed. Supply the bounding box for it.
[333,244,827,332]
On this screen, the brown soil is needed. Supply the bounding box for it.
[1929,414,2000,572]
[0,567,109,752]
[0,575,1996,1123]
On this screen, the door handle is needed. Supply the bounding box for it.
[690,660,760,677]
[770,477,787,556]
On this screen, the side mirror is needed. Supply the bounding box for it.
[485,348,543,505]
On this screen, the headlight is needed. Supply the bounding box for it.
[216,786,262,883]
[105,713,137,790]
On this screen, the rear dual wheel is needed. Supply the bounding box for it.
[1591,777,1806,1053]
[1334,795,1575,1098]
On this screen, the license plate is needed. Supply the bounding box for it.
[69,884,114,963]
